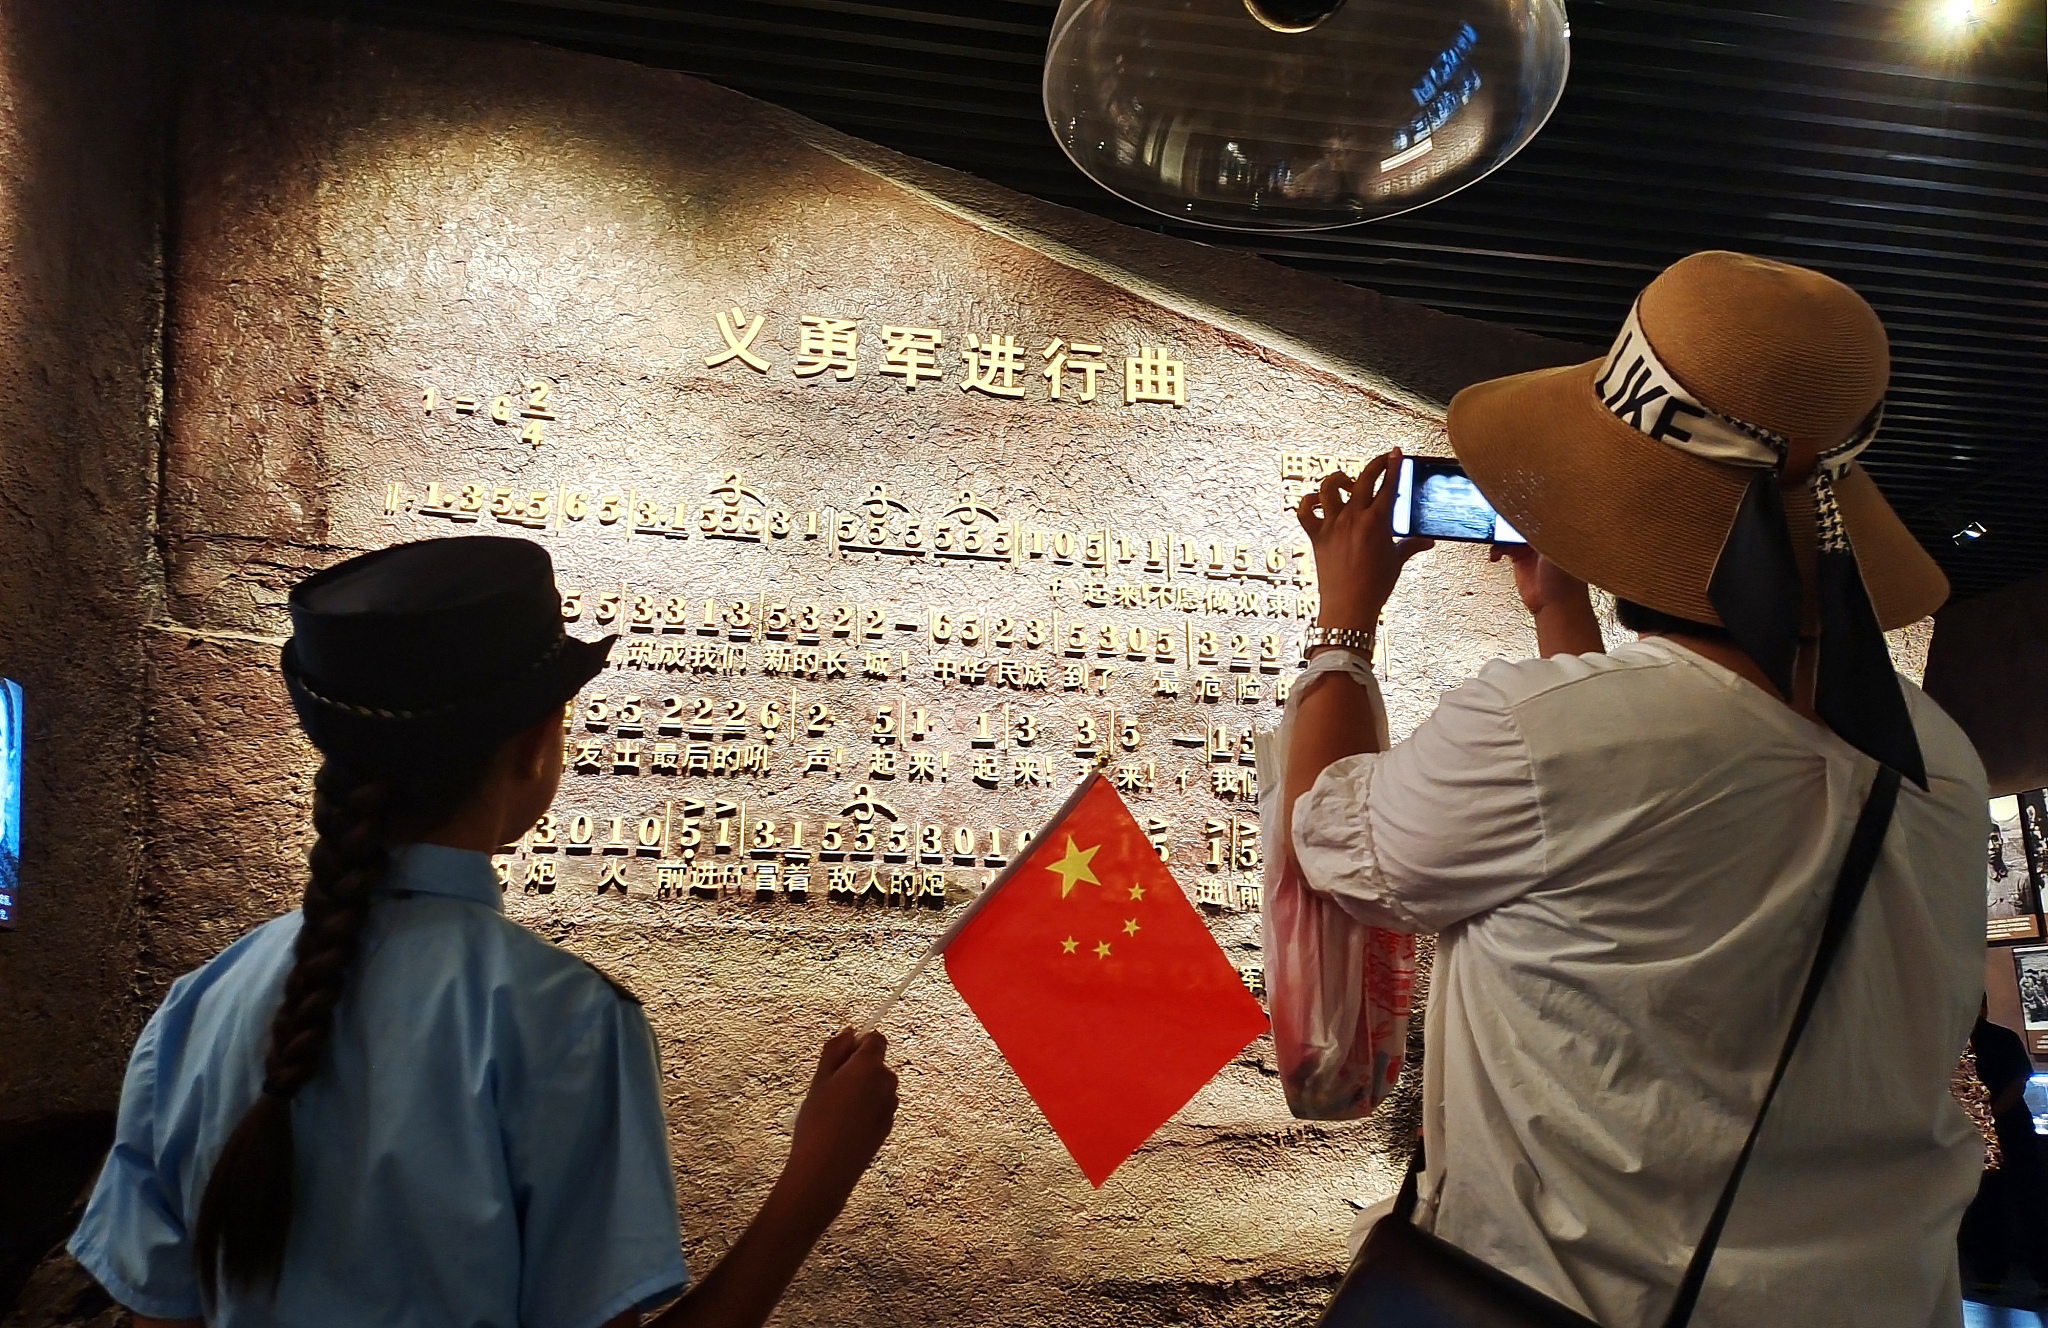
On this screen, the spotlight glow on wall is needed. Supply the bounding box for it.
[1939,0,1995,28]
[1922,0,2011,50]
[1042,0,1571,231]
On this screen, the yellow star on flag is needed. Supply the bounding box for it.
[1047,836,1102,898]
[1123,918,1140,937]
[1127,883,1145,901]
[1061,936,1078,955]
[1094,940,1112,959]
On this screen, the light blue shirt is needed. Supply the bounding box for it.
[70,844,688,1328]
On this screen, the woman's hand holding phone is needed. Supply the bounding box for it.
[1282,450,1429,887]
[1492,543,1583,617]
[1489,544,1603,657]
[1295,448,1434,630]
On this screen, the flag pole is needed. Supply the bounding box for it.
[853,880,996,1034]
[854,772,1105,1036]
[854,933,947,1035]
[853,862,1014,1034]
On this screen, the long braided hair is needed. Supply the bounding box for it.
[193,749,493,1301]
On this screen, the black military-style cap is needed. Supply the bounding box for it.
[279,536,612,766]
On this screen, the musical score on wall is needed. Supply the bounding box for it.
[370,442,1381,981]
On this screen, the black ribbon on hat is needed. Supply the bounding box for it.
[1596,302,1926,788]
[1706,466,1801,698]
[1705,419,1926,789]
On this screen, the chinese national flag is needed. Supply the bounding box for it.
[942,773,1269,1185]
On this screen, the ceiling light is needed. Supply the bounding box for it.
[1042,0,1571,231]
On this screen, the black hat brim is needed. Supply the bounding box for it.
[282,630,615,769]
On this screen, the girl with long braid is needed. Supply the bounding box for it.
[70,537,899,1328]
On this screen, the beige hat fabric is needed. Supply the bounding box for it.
[1447,250,1948,631]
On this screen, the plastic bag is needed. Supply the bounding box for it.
[1255,653,1417,1121]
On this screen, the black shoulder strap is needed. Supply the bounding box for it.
[1392,1134,1424,1223]
[1658,765,1903,1328]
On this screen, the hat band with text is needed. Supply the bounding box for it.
[1593,299,1881,479]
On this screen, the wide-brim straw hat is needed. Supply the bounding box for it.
[1447,250,1947,630]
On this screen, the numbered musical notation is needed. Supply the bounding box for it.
[560,684,1269,796]
[380,471,1322,595]
[420,378,558,447]
[493,787,1263,916]
[562,588,1304,669]
[377,461,1358,918]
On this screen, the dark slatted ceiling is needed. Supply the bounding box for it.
[219,0,2048,601]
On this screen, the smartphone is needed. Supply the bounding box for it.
[1391,457,1526,545]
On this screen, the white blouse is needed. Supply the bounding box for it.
[1292,637,1988,1328]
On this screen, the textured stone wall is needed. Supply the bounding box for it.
[145,13,1596,1322]
[136,12,1972,1325]
[0,2,1963,1322]
[0,0,167,1123]
[140,15,1601,1321]
[0,3,1959,1324]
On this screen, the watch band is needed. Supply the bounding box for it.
[1304,624,1376,654]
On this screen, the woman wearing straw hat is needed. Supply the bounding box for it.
[69,537,899,1328]
[1285,252,1987,1326]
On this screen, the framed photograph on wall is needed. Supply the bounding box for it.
[1990,795,2039,938]
[2016,947,2048,1030]
[1988,793,2043,942]
[2022,790,2048,901]
[2015,947,2048,1059]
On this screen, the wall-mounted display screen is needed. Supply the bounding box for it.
[1987,792,2043,942]
[0,677,18,927]
[2025,1075,2048,1138]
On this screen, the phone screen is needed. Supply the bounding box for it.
[1391,457,1526,545]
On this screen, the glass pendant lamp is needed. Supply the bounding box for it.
[1043,0,1571,230]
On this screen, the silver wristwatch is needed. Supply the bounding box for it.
[1303,624,1376,655]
